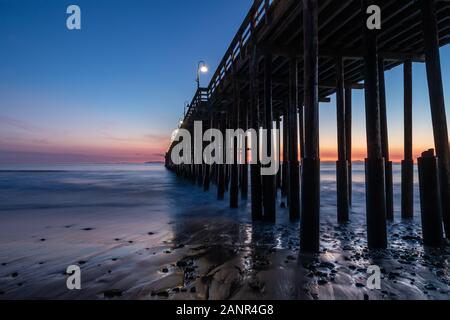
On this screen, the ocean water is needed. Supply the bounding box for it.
[0,162,421,222]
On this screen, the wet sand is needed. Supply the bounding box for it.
[0,163,449,300]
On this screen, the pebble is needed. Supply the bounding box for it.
[11,272,18,278]
[319,262,335,270]
[157,291,169,297]
[425,284,437,291]
[176,261,188,268]
[318,279,328,285]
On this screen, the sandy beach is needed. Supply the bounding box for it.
[0,163,449,300]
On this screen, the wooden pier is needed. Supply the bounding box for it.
[166,0,450,252]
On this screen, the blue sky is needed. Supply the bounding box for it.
[0,0,449,163]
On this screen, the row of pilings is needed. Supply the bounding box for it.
[166,0,450,252]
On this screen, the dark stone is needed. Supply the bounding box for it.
[161,268,169,273]
[176,261,188,268]
[319,262,335,270]
[11,272,18,278]
[425,284,437,291]
[104,289,123,298]
[157,290,169,297]
[183,265,193,272]
[82,228,94,231]
[190,286,196,293]
[318,279,328,285]
[148,232,155,235]
[78,260,86,265]
[40,238,46,242]
[355,283,365,288]
[402,235,421,242]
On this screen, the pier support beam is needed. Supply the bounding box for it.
[418,149,444,247]
[300,0,320,253]
[402,60,414,219]
[262,54,276,221]
[217,115,226,200]
[276,117,282,191]
[230,78,240,209]
[288,57,300,221]
[336,56,350,223]
[421,0,450,239]
[241,100,249,200]
[203,117,212,192]
[282,105,289,198]
[362,0,387,249]
[379,59,394,221]
[250,47,263,220]
[345,87,352,205]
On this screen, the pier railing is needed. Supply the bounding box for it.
[181,87,209,128]
[207,0,275,101]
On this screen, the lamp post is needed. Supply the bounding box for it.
[196,60,208,89]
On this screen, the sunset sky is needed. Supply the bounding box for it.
[0,0,449,164]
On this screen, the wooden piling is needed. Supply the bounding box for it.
[345,87,352,205]
[230,73,240,209]
[276,117,282,191]
[250,47,263,220]
[379,58,394,221]
[203,117,211,192]
[241,99,249,200]
[418,149,444,247]
[262,54,276,221]
[282,105,289,198]
[421,0,450,239]
[300,0,320,253]
[335,56,349,223]
[402,60,414,219]
[362,0,387,249]
[217,115,226,200]
[288,57,300,221]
